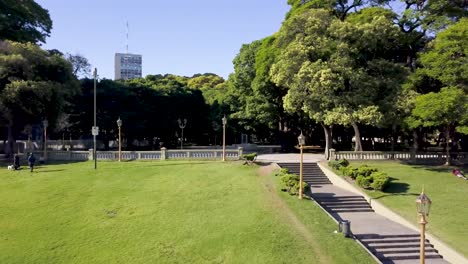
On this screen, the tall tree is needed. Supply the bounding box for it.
[0,41,79,155]
[0,0,52,43]
[271,8,406,154]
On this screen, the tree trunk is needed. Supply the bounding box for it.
[391,123,397,152]
[351,121,363,151]
[6,121,14,158]
[412,129,419,153]
[445,126,451,166]
[321,123,332,160]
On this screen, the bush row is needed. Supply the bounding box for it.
[328,159,390,191]
[276,168,309,195]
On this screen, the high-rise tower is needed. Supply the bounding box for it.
[114,22,142,80]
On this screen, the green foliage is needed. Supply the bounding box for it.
[419,18,468,89]
[340,166,359,179]
[328,158,349,170]
[0,0,52,44]
[0,40,79,154]
[357,165,378,177]
[280,174,309,195]
[275,168,290,176]
[356,175,372,189]
[369,171,390,191]
[241,153,257,161]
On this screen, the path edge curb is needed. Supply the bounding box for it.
[317,162,468,264]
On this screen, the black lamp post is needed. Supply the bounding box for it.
[177,118,187,149]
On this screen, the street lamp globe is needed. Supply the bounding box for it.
[416,191,432,217]
[222,115,227,126]
[117,117,122,127]
[298,132,305,146]
[42,119,48,128]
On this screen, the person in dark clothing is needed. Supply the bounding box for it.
[28,153,36,172]
[13,154,20,170]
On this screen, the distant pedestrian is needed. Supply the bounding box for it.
[13,154,20,170]
[28,153,36,172]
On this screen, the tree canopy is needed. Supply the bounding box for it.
[0,0,52,43]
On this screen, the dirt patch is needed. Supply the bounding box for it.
[257,165,332,264]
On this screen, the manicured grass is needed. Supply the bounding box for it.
[346,161,468,257]
[0,161,376,264]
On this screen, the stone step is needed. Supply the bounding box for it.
[326,208,374,213]
[378,252,442,260]
[362,238,428,244]
[356,234,420,239]
[366,242,432,249]
[372,247,438,255]
[322,204,373,209]
[316,198,368,203]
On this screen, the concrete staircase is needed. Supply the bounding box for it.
[356,234,444,263]
[277,162,332,186]
[277,162,446,263]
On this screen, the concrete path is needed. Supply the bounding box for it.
[256,153,324,163]
[275,159,452,264]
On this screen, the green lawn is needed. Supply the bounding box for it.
[0,161,375,264]
[347,161,468,257]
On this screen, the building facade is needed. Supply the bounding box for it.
[114,53,142,80]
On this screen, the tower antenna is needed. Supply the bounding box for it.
[126,21,129,54]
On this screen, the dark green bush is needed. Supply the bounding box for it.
[328,158,349,170]
[280,174,309,195]
[370,172,390,191]
[275,168,289,176]
[242,153,257,161]
[357,165,378,177]
[328,160,340,169]
[337,158,349,168]
[356,175,372,189]
[341,166,360,179]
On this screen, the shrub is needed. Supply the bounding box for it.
[280,174,309,195]
[275,168,289,176]
[341,166,358,178]
[356,175,372,189]
[370,172,390,191]
[337,158,349,168]
[328,158,349,170]
[357,165,378,177]
[242,153,257,161]
[328,160,340,170]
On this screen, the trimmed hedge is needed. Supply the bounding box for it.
[329,159,390,191]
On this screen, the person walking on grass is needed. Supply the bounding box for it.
[13,154,20,170]
[28,153,36,172]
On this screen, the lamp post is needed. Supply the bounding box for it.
[42,119,48,161]
[117,117,122,162]
[297,132,305,199]
[177,118,187,149]
[222,116,227,161]
[416,189,432,264]
[92,68,99,170]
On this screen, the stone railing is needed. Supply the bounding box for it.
[329,149,468,161]
[31,147,244,161]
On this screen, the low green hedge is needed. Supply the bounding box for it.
[242,153,257,161]
[329,159,390,191]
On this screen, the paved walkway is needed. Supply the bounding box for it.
[261,154,455,264]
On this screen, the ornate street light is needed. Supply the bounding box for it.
[222,116,227,161]
[297,132,305,199]
[177,118,187,149]
[117,117,122,162]
[416,189,432,264]
[42,119,48,161]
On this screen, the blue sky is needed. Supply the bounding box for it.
[36,0,291,79]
